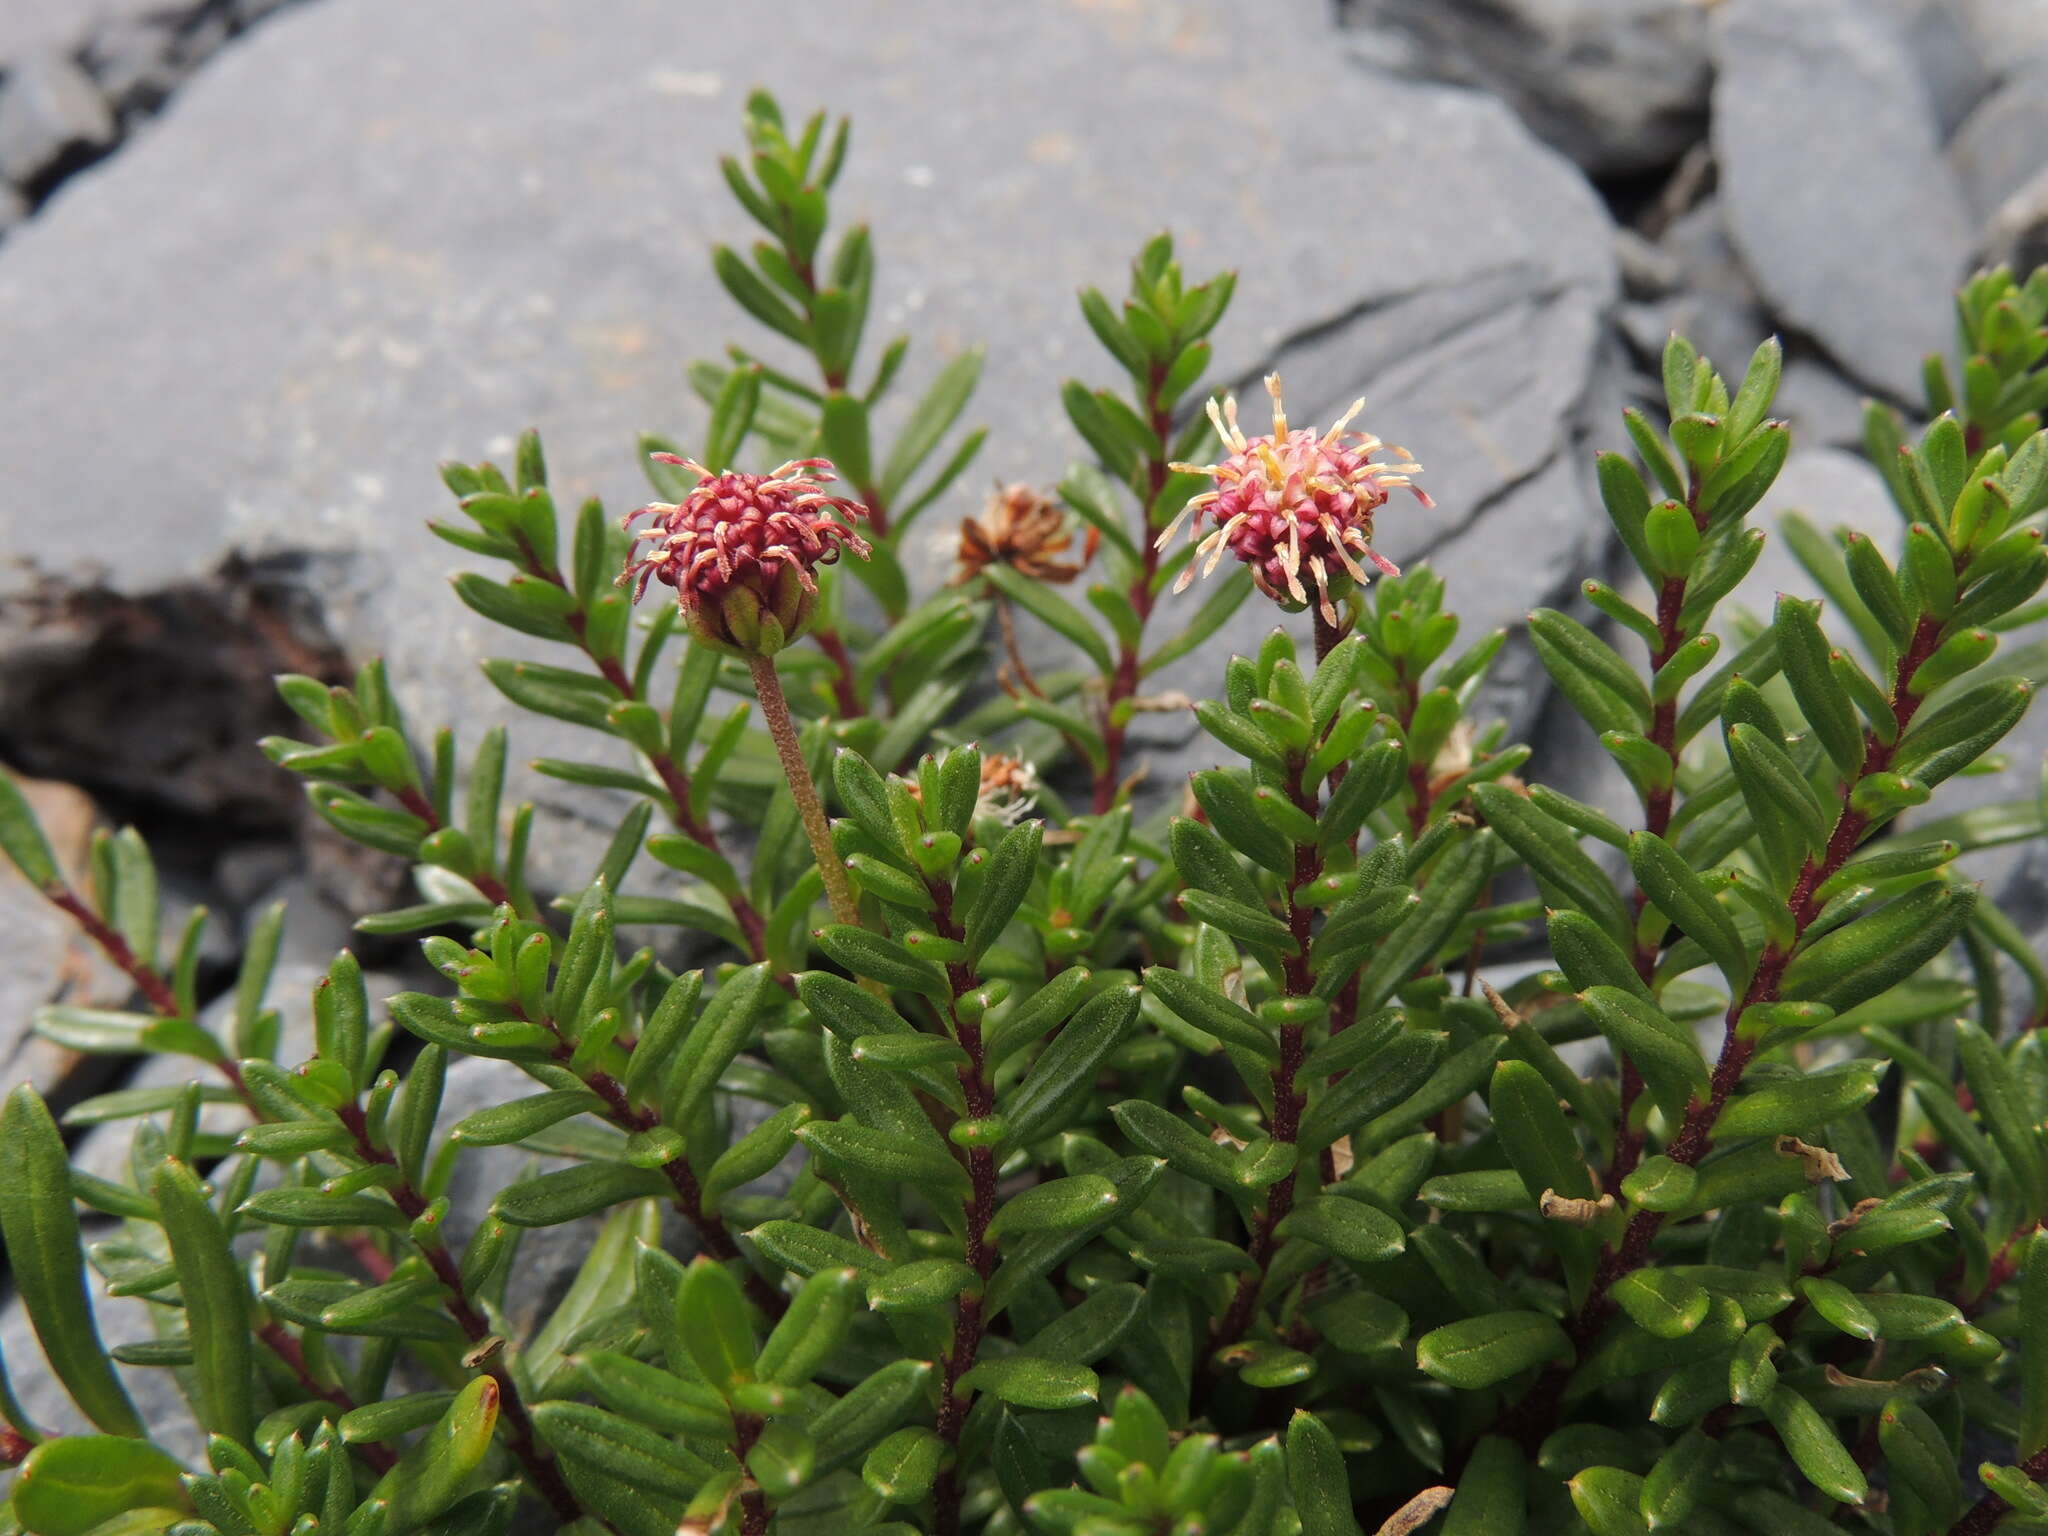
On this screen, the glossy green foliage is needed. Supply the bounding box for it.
[3,95,2046,1536]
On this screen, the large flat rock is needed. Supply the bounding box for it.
[0,0,1613,879]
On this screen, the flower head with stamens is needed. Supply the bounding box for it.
[1156,374,1431,624]
[618,454,870,656]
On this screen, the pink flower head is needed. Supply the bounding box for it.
[1157,374,1431,624]
[619,455,870,655]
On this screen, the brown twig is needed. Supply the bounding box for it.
[1095,369,1174,813]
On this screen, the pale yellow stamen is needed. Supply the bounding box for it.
[1321,397,1366,447]
[1308,554,1337,625]
[1264,373,1288,439]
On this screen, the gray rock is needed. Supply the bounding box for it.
[1618,294,1770,391]
[1872,0,1995,137]
[0,49,114,189]
[1711,0,1973,402]
[1955,0,2048,80]
[1949,77,2048,222]
[0,0,1616,885]
[1338,0,1710,176]
[0,178,24,232]
[1617,197,1773,383]
[1980,163,2048,277]
[1730,446,1901,626]
[0,1274,200,1462]
[1774,355,1872,452]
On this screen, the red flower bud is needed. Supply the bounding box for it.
[619,455,870,655]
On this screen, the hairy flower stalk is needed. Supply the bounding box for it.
[750,650,860,926]
[621,453,869,927]
[1159,373,1429,630]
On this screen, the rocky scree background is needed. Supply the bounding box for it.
[1,0,2046,1457]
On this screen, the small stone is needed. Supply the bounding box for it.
[81,13,186,115]
[1615,228,1679,300]
[214,838,301,909]
[1949,77,2048,222]
[1979,165,2048,293]
[1339,0,1710,176]
[1731,447,1900,623]
[1712,0,1973,402]
[1774,355,1873,452]
[0,49,115,190]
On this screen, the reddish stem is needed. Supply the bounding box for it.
[390,786,518,911]
[1949,1442,2048,1536]
[257,1321,397,1471]
[1094,371,1173,813]
[925,877,1001,1536]
[509,1003,787,1319]
[1213,753,1324,1351]
[336,1104,587,1525]
[1498,609,1949,1449]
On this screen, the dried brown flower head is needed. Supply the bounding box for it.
[951,483,1096,586]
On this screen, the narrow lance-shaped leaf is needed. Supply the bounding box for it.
[678,1256,756,1395]
[0,1087,143,1436]
[154,1156,255,1450]
[368,1375,502,1532]
[1628,830,1749,987]
[1285,1410,1364,1536]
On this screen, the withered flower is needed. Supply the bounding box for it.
[974,752,1040,825]
[950,483,1095,586]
